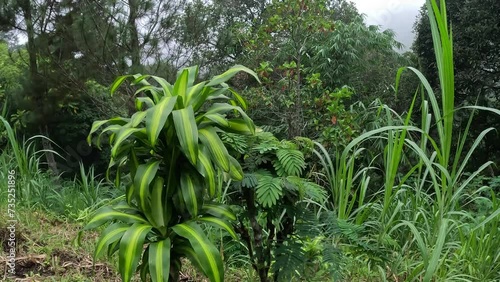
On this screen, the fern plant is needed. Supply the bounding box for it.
[226,131,329,282]
[83,65,258,282]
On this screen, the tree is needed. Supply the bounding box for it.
[0,41,25,146]
[413,0,500,171]
[0,0,186,174]
[172,0,267,76]
[235,0,413,142]
[237,0,335,139]
[225,131,330,282]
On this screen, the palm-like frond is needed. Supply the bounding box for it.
[274,148,305,177]
[241,173,258,188]
[272,240,306,281]
[255,174,283,208]
[284,176,328,204]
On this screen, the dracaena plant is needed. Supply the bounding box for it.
[83,65,259,282]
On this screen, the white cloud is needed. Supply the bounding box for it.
[352,0,425,50]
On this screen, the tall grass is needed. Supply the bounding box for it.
[0,116,117,221]
[314,0,500,280]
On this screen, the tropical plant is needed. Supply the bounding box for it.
[225,131,330,282]
[313,0,500,280]
[83,65,259,282]
[413,0,500,170]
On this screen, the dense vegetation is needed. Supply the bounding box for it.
[1,0,499,281]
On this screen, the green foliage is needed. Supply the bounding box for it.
[0,1,499,281]
[0,117,115,223]
[84,65,258,282]
[306,2,500,281]
[228,131,329,282]
[235,0,335,138]
[308,84,360,148]
[413,0,500,171]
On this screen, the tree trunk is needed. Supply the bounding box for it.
[22,1,59,176]
[127,0,141,73]
[242,187,270,282]
[21,0,37,78]
[287,58,303,139]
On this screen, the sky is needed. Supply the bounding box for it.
[352,0,426,51]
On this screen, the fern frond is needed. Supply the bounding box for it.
[294,206,322,238]
[322,245,345,280]
[273,148,305,177]
[284,176,328,204]
[220,132,248,154]
[272,240,306,281]
[255,174,283,208]
[253,132,280,154]
[302,180,328,204]
[241,173,258,188]
[283,176,301,193]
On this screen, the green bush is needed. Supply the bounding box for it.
[84,65,259,282]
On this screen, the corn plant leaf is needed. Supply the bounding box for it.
[150,76,173,97]
[172,106,199,165]
[135,96,155,111]
[148,238,171,282]
[201,203,236,221]
[180,171,203,217]
[205,103,254,134]
[118,223,152,282]
[84,206,148,230]
[134,160,160,214]
[139,249,150,282]
[228,88,247,110]
[94,223,128,260]
[185,81,206,107]
[228,155,244,181]
[219,119,254,135]
[132,74,152,85]
[125,184,135,206]
[128,111,148,127]
[113,201,142,213]
[112,143,136,161]
[172,222,224,282]
[197,217,237,239]
[151,176,166,228]
[191,87,213,112]
[107,239,120,259]
[146,96,177,147]
[196,145,217,197]
[87,117,129,144]
[95,124,121,149]
[182,65,199,86]
[173,243,203,274]
[201,113,229,127]
[129,149,139,179]
[134,85,161,103]
[111,75,133,95]
[111,128,144,157]
[174,69,189,98]
[193,87,230,112]
[206,64,260,87]
[198,127,230,172]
